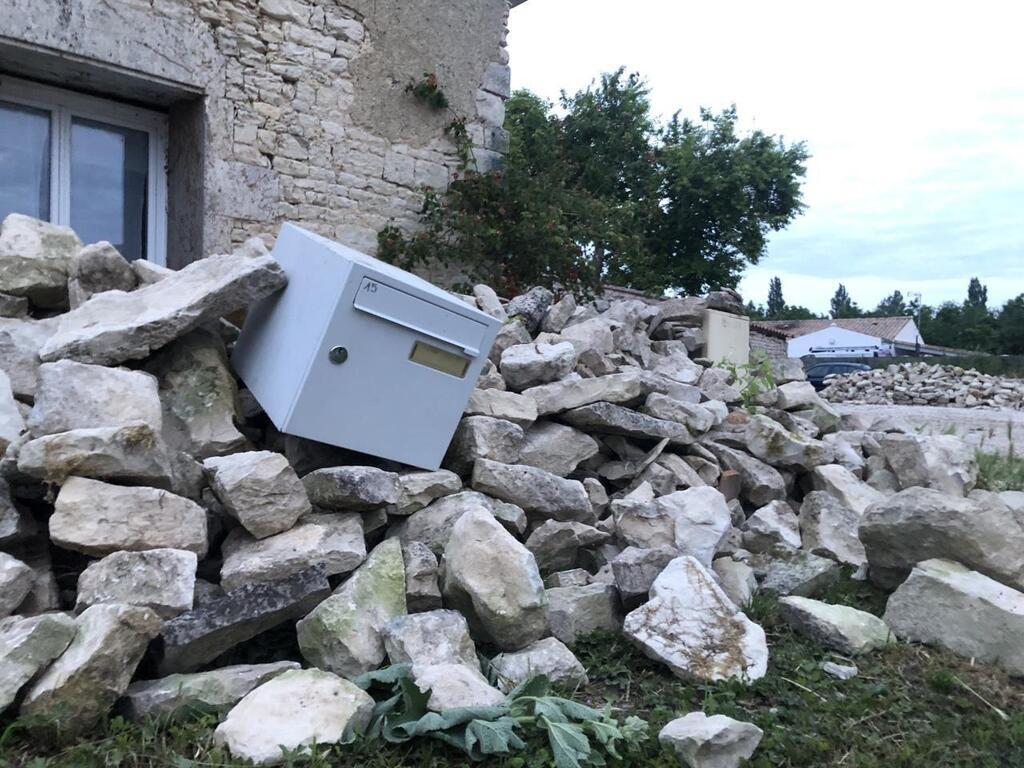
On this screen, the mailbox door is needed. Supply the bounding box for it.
[288,271,494,469]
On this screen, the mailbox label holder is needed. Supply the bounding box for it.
[352,277,487,356]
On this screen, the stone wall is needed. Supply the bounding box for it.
[0,0,512,271]
[750,330,788,362]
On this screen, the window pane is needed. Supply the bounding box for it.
[70,117,149,261]
[0,101,51,221]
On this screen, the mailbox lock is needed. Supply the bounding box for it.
[328,346,349,365]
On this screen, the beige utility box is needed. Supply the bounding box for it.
[703,309,750,365]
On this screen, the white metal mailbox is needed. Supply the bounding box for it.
[232,224,501,469]
[702,308,750,365]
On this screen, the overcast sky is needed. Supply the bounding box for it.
[507,0,1024,314]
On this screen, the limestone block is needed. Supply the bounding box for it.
[75,548,197,618]
[0,613,77,712]
[123,661,299,720]
[623,556,767,682]
[214,669,374,765]
[0,213,82,307]
[21,605,162,735]
[204,450,311,539]
[442,508,548,650]
[27,360,162,437]
[303,466,400,511]
[220,513,365,591]
[39,252,286,365]
[296,539,407,678]
[51,477,208,557]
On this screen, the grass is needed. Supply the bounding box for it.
[976,450,1024,492]
[3,573,1023,767]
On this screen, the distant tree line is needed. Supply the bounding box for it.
[747,276,1024,354]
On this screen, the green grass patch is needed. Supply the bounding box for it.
[3,581,1023,767]
[976,450,1024,492]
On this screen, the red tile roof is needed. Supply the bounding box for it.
[751,317,914,341]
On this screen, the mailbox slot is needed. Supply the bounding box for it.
[353,277,486,356]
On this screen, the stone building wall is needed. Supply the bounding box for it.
[750,329,788,361]
[0,0,512,271]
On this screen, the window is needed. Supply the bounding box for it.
[0,76,167,263]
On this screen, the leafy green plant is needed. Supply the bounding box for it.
[976,449,1024,491]
[352,665,648,766]
[509,676,649,767]
[723,356,776,410]
[406,72,449,110]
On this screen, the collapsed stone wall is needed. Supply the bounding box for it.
[3,216,1024,764]
[822,362,1024,410]
[2,0,511,267]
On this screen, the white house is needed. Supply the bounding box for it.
[751,317,924,358]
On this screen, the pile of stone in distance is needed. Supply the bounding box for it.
[822,361,1024,409]
[3,213,1024,766]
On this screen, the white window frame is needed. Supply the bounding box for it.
[0,75,168,265]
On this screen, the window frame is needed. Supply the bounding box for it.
[0,75,168,265]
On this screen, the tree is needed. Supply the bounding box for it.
[966,277,988,309]
[875,290,908,317]
[918,301,963,349]
[378,68,808,297]
[766,277,785,318]
[745,301,766,319]
[558,69,661,281]
[377,91,612,296]
[644,107,808,294]
[830,284,862,319]
[997,295,1024,354]
[777,304,820,320]
[960,277,997,352]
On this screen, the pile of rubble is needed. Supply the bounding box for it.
[3,213,1024,766]
[822,361,1024,409]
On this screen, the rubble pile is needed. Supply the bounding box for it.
[2,213,1024,765]
[821,361,1024,409]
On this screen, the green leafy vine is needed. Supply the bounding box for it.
[404,72,475,168]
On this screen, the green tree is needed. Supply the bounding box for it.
[967,277,988,309]
[830,284,862,319]
[378,91,612,296]
[777,304,820,320]
[378,68,808,297]
[918,301,963,349]
[998,294,1024,354]
[959,277,997,352]
[766,277,785,318]
[557,69,661,282]
[643,107,808,294]
[875,290,908,317]
[745,301,766,320]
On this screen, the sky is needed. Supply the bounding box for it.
[506,0,1024,315]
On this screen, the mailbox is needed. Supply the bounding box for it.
[702,308,750,366]
[232,224,501,469]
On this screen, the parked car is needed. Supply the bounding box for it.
[805,361,872,390]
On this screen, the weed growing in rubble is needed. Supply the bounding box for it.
[723,356,776,410]
[976,449,1024,491]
